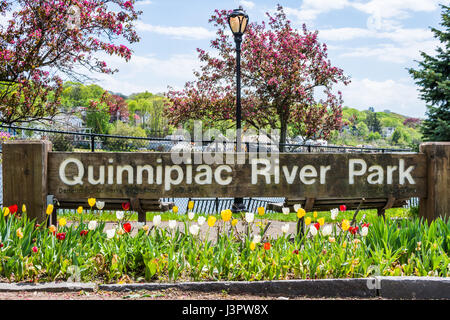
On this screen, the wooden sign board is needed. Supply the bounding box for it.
[48,152,427,199]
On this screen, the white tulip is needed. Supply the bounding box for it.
[168,220,177,229]
[188,211,195,220]
[88,220,98,231]
[96,201,105,210]
[330,208,339,221]
[321,224,332,236]
[197,216,206,226]
[245,212,254,223]
[253,235,262,244]
[153,215,162,227]
[282,207,290,215]
[281,223,290,234]
[293,204,302,212]
[106,228,115,239]
[116,211,124,220]
[361,226,368,237]
[189,224,200,236]
[309,225,318,236]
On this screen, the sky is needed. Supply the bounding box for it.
[94,0,446,118]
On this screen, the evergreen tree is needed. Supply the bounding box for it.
[408,4,450,141]
[365,109,382,133]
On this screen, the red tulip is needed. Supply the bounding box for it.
[362,223,370,228]
[339,205,347,212]
[122,202,130,211]
[293,249,299,255]
[313,222,320,230]
[32,246,38,253]
[80,230,89,236]
[0,243,3,248]
[123,223,132,233]
[264,242,271,250]
[8,204,18,214]
[56,232,66,240]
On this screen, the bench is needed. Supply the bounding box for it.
[51,198,175,223]
[267,197,408,217]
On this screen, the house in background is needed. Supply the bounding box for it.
[382,127,396,138]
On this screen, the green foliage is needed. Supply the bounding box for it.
[408,4,450,142]
[104,121,147,151]
[0,209,448,282]
[86,108,111,134]
[48,134,74,152]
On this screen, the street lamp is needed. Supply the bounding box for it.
[228,6,248,213]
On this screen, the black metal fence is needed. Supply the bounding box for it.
[0,124,418,213]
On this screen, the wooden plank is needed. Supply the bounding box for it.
[419,142,450,221]
[47,152,427,200]
[3,141,51,223]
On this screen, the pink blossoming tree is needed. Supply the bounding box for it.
[166,5,350,149]
[0,0,141,124]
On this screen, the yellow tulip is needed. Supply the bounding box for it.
[49,225,57,233]
[188,201,194,210]
[221,209,232,222]
[318,217,325,226]
[77,206,83,214]
[172,206,179,214]
[257,207,265,216]
[313,211,318,218]
[250,242,256,251]
[341,219,350,232]
[329,237,336,243]
[296,208,306,219]
[231,219,238,227]
[207,216,216,227]
[342,241,347,248]
[46,204,54,215]
[22,204,27,213]
[88,198,96,207]
[59,218,67,227]
[16,228,23,239]
[3,207,10,217]
[305,217,311,226]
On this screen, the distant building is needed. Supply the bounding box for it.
[382,127,396,138]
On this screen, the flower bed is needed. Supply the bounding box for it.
[0,201,448,283]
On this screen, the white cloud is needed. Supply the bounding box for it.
[285,0,349,23]
[239,1,255,9]
[319,27,434,43]
[136,0,152,5]
[94,53,201,95]
[340,39,438,63]
[340,78,426,117]
[135,21,215,40]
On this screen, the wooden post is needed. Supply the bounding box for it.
[2,140,52,223]
[419,142,450,221]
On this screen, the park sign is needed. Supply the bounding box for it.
[48,152,426,199]
[2,141,449,223]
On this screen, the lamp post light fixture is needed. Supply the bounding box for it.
[228,6,248,213]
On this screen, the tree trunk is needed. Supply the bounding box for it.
[279,115,287,152]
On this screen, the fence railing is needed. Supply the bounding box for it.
[0,124,413,153]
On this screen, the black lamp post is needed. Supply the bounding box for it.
[228,7,248,213]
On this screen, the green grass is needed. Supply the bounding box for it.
[59,207,414,223]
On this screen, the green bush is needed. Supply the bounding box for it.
[104,121,147,151]
[48,133,74,151]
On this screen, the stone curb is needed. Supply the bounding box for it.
[376,277,450,300]
[0,282,96,292]
[1,278,449,299]
[99,279,377,298]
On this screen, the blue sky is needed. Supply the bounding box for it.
[95,0,446,118]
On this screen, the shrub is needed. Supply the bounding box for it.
[104,121,147,151]
[48,133,74,151]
